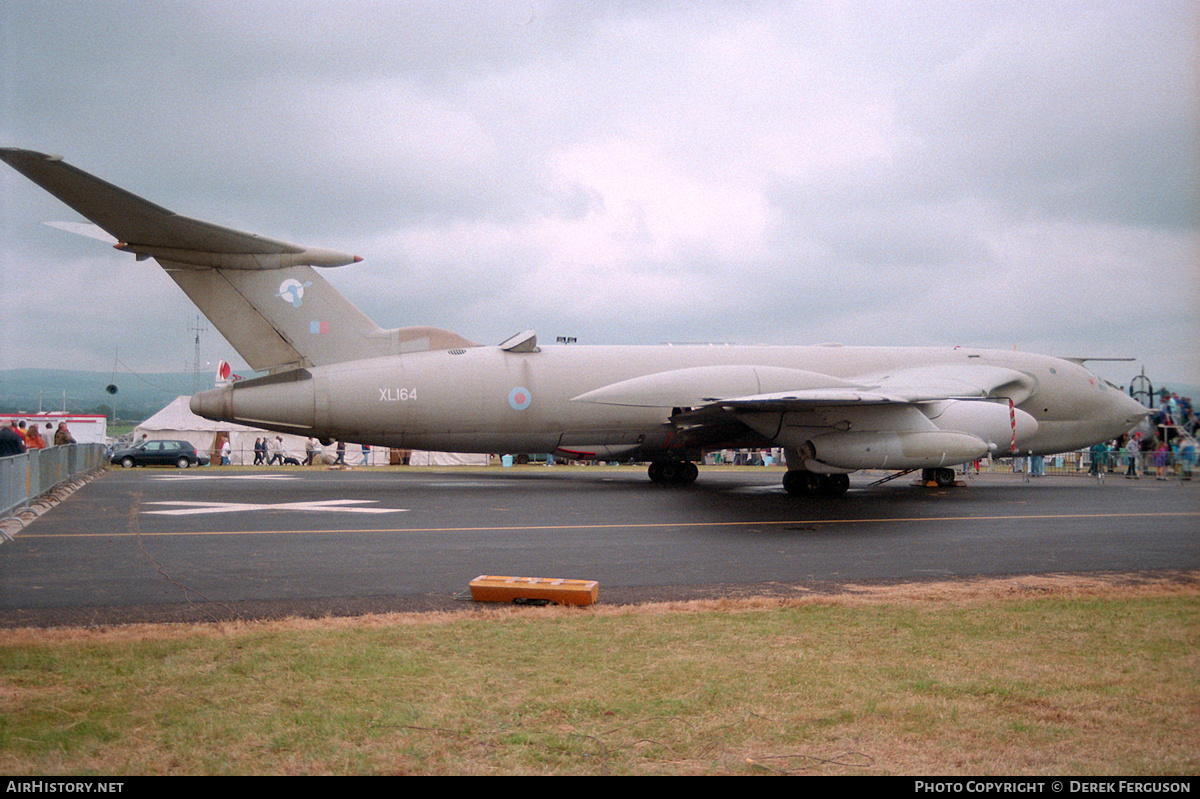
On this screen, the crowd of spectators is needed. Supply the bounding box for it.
[0,420,76,457]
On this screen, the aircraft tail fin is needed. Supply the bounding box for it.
[1,148,475,371]
[161,260,387,371]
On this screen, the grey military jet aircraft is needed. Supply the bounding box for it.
[1,149,1149,494]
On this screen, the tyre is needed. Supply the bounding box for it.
[783,469,818,495]
[176,457,191,469]
[819,473,850,496]
[121,457,135,469]
[648,460,698,484]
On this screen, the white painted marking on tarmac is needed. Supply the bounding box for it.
[728,485,786,493]
[151,475,300,481]
[142,500,409,516]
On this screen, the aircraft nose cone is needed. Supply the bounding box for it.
[1120,393,1151,425]
[1109,390,1151,433]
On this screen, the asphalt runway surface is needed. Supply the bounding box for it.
[1,465,1197,626]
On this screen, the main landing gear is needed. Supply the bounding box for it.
[647,459,699,485]
[782,470,849,496]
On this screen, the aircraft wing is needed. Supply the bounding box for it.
[0,148,358,268]
[572,362,1036,410]
[574,362,1039,467]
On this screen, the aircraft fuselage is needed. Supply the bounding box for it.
[190,343,1147,464]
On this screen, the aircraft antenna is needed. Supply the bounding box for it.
[188,315,208,394]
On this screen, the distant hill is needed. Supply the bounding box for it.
[0,368,219,424]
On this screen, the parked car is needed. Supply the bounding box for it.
[110,439,207,468]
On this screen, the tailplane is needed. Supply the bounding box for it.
[1,148,474,371]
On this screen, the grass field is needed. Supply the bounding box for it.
[0,572,1196,775]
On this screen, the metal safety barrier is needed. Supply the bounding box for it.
[967,448,1197,480]
[0,444,107,521]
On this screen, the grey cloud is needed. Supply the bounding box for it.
[1,0,1195,392]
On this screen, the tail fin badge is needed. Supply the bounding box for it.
[278,278,313,307]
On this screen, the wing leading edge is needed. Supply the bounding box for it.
[571,362,1036,409]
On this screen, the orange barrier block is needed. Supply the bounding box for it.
[469,575,599,606]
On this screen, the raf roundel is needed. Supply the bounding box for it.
[508,387,532,411]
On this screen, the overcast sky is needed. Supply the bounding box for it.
[2,1,1196,395]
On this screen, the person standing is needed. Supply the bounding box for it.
[1,423,26,456]
[24,425,46,450]
[1180,438,1196,481]
[53,422,76,446]
[1089,441,1108,480]
[268,436,285,465]
[1152,441,1168,480]
[1124,434,1141,479]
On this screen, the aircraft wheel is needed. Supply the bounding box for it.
[783,469,818,495]
[934,468,955,487]
[819,473,850,496]
[121,457,135,469]
[648,460,698,485]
